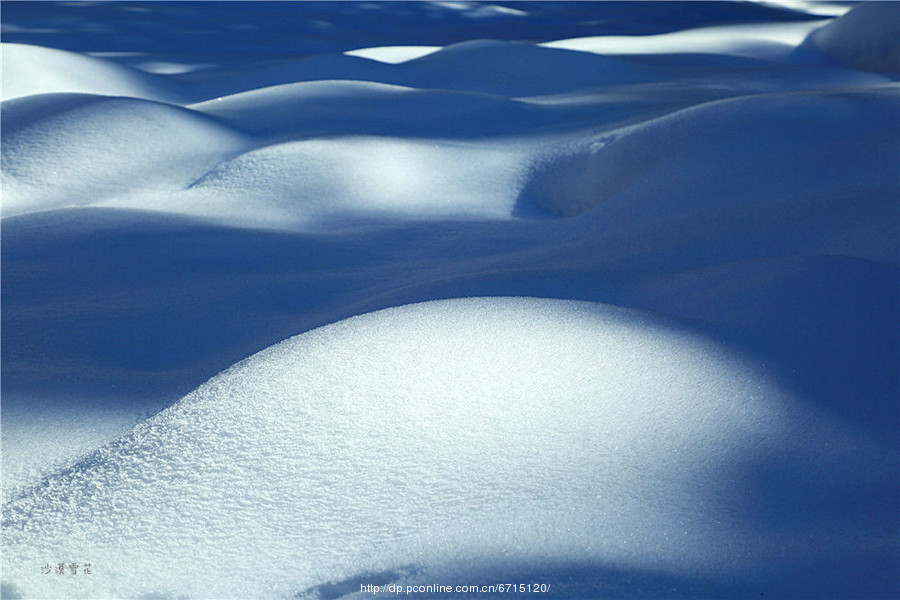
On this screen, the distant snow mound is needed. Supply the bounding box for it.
[177,136,527,228]
[520,88,899,265]
[1,94,248,217]
[344,45,443,64]
[190,79,537,140]
[543,20,826,63]
[2,297,793,598]
[0,43,185,102]
[407,40,655,95]
[808,2,900,72]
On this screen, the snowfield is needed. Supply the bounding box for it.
[1,2,898,599]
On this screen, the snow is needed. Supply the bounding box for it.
[2,1,898,599]
[1,94,249,217]
[165,136,528,228]
[3,298,891,599]
[543,20,828,62]
[1,397,157,502]
[0,43,186,103]
[752,1,854,17]
[806,2,900,72]
[523,87,899,265]
[344,46,443,64]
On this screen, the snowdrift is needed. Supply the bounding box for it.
[0,43,186,103]
[521,87,899,254]
[806,2,900,73]
[1,94,248,217]
[3,298,893,599]
[2,1,897,598]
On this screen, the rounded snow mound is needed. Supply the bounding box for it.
[190,79,539,140]
[519,87,899,263]
[2,297,796,599]
[404,39,656,95]
[197,39,657,99]
[175,136,528,228]
[1,94,248,217]
[0,43,185,102]
[543,20,826,63]
[344,45,443,64]
[807,2,900,73]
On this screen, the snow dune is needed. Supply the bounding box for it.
[189,80,548,140]
[2,93,248,217]
[2,1,898,598]
[0,43,186,103]
[524,86,899,245]
[542,19,827,62]
[173,136,529,227]
[3,298,891,599]
[344,45,442,64]
[806,1,900,72]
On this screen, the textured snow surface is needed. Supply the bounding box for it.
[0,43,186,103]
[2,1,898,598]
[542,20,826,60]
[1,94,249,217]
[807,2,900,72]
[2,298,891,599]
